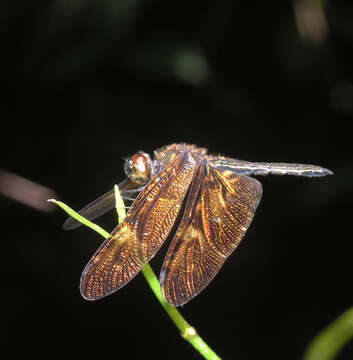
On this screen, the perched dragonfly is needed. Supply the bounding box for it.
[64,143,332,306]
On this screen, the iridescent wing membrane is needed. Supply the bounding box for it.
[80,149,196,300]
[160,160,262,305]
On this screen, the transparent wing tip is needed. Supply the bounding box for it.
[62,218,82,230]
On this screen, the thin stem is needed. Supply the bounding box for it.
[303,307,353,360]
[48,199,109,238]
[50,188,221,360]
[114,184,126,223]
[140,263,221,360]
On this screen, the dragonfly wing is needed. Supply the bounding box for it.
[160,161,262,306]
[80,150,196,300]
[62,179,142,230]
[63,189,116,230]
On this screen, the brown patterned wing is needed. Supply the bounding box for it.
[160,161,262,306]
[80,150,196,300]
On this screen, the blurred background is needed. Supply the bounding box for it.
[1,0,352,359]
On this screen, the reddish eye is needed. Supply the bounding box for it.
[124,152,152,185]
[131,153,148,174]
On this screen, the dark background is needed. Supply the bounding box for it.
[1,1,352,359]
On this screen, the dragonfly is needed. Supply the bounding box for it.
[64,143,332,306]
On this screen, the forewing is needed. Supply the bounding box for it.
[160,162,262,306]
[80,150,196,300]
[63,179,143,230]
[63,189,116,230]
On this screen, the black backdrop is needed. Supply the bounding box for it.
[1,1,352,359]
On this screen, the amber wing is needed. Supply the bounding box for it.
[160,160,262,306]
[80,150,196,300]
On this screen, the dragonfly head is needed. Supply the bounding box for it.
[124,151,153,185]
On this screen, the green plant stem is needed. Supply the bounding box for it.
[303,307,353,360]
[50,187,221,360]
[140,263,221,360]
[48,199,109,238]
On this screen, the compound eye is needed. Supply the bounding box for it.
[124,152,152,185]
